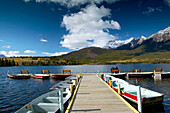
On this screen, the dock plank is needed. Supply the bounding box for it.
[71,74,135,113]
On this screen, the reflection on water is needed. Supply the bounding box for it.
[0,64,170,113]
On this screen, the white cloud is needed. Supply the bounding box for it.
[8,51,20,56]
[23,0,120,8]
[0,51,20,57]
[42,52,68,56]
[164,0,170,6]
[24,50,36,54]
[0,40,3,42]
[0,51,7,55]
[40,38,48,42]
[143,7,162,15]
[60,5,120,49]
[2,45,11,49]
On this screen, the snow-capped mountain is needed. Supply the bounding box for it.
[148,26,170,42]
[130,36,146,48]
[104,37,134,49]
[104,26,170,51]
[104,36,146,49]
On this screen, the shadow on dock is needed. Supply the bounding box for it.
[72,109,101,112]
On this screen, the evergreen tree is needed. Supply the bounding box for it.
[11,60,15,66]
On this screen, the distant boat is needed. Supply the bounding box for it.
[15,88,71,113]
[111,73,127,79]
[31,70,50,79]
[154,68,170,78]
[127,69,153,78]
[50,70,73,80]
[7,70,31,79]
[110,67,126,79]
[50,74,74,79]
[102,74,164,106]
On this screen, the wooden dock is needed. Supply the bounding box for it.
[71,74,136,113]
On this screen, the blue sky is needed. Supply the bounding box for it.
[0,0,170,57]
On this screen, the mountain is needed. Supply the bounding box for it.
[104,37,134,49]
[148,26,170,42]
[104,36,146,49]
[105,26,170,51]
[0,54,6,58]
[136,26,170,52]
[116,36,147,50]
[59,26,170,64]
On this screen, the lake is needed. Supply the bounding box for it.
[0,64,170,113]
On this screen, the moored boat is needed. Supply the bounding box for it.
[111,67,126,79]
[31,70,50,79]
[50,74,73,80]
[7,70,31,79]
[15,87,71,113]
[160,72,170,78]
[102,74,164,106]
[50,70,73,80]
[110,67,126,79]
[111,73,127,79]
[31,74,50,79]
[127,69,153,78]
[154,68,170,78]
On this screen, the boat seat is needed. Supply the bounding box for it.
[32,103,59,112]
[133,69,141,72]
[37,103,59,106]
[127,91,137,96]
[43,96,67,103]
[46,97,59,99]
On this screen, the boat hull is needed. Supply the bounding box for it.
[8,74,30,79]
[127,72,153,78]
[111,73,126,79]
[31,74,50,79]
[50,74,73,80]
[161,72,170,78]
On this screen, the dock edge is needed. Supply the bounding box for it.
[65,74,83,113]
[97,74,139,113]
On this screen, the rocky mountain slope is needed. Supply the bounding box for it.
[105,26,170,51]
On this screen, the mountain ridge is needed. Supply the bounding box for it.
[104,26,170,50]
[59,26,170,64]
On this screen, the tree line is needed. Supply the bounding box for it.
[0,58,16,66]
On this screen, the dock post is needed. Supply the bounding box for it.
[78,74,81,81]
[74,79,77,88]
[70,84,73,94]
[59,88,64,113]
[118,84,121,95]
[76,75,79,85]
[104,74,106,82]
[126,73,129,80]
[109,80,112,87]
[137,86,142,113]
